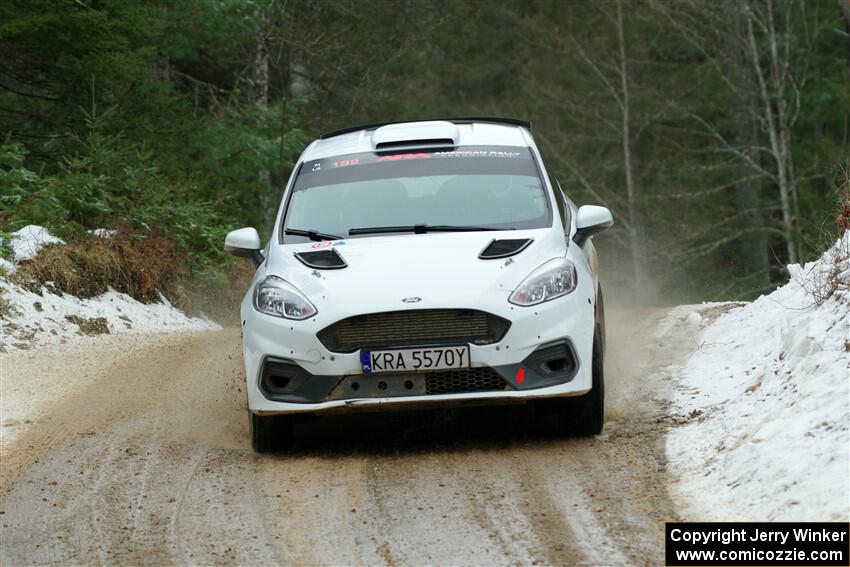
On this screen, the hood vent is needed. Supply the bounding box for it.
[294,249,347,270]
[374,138,455,151]
[371,121,460,150]
[479,238,533,260]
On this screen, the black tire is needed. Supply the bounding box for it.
[557,334,605,436]
[249,411,294,453]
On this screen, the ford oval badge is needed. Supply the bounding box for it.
[402,297,422,303]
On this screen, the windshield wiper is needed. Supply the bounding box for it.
[348,224,515,236]
[284,228,343,241]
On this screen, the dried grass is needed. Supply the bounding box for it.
[10,231,186,305]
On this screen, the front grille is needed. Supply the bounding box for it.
[425,368,509,395]
[317,309,510,353]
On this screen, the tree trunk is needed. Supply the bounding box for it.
[745,0,797,263]
[253,10,272,228]
[725,7,771,289]
[253,24,269,107]
[733,112,771,286]
[765,0,801,259]
[290,61,311,98]
[616,0,643,293]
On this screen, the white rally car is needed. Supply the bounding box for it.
[224,118,613,452]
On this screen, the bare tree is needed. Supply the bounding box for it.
[653,0,831,266]
[725,9,772,287]
[519,1,647,291]
[615,0,644,291]
[745,0,799,263]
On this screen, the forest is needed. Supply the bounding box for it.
[1,0,848,309]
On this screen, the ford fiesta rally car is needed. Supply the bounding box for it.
[224,117,614,452]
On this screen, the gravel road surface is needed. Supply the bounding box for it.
[1,309,692,565]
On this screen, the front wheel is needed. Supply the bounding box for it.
[557,334,604,436]
[249,411,294,453]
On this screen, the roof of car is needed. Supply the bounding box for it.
[302,117,534,161]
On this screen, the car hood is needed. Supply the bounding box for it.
[264,229,567,312]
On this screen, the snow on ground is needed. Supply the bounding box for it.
[0,258,14,275]
[89,228,118,238]
[1,225,116,272]
[0,225,220,352]
[5,224,65,263]
[0,283,220,352]
[667,233,850,521]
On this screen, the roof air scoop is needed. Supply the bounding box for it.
[294,249,348,269]
[479,238,533,260]
[371,121,460,151]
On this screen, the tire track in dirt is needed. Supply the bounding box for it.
[450,446,582,565]
[513,458,592,565]
[257,454,375,565]
[361,449,520,565]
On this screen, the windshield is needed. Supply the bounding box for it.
[282,145,551,242]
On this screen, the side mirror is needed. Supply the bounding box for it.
[574,205,613,247]
[225,227,264,267]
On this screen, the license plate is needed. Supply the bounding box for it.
[361,346,470,374]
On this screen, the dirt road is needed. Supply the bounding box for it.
[1,309,694,565]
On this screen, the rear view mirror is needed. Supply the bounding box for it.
[225,227,264,267]
[574,205,613,247]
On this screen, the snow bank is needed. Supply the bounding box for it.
[667,233,849,521]
[0,281,220,352]
[0,258,14,275]
[5,225,65,262]
[0,225,221,351]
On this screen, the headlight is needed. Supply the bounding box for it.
[253,276,317,320]
[509,258,577,306]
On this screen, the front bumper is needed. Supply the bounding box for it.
[241,287,596,415]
